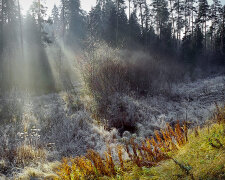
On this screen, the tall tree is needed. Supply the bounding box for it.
[169,0,176,37]
[197,0,209,50]
[30,0,48,43]
[62,0,86,45]
[152,0,169,40]
[174,0,185,44]
[128,9,141,46]
[220,5,225,54]
[52,4,60,35]
[209,0,221,51]
[17,0,24,57]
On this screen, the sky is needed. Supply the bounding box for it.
[20,0,225,15]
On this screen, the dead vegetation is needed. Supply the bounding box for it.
[55,105,225,180]
[55,121,188,179]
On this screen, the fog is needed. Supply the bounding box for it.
[0,0,225,179]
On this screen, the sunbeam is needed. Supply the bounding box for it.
[0,0,225,179]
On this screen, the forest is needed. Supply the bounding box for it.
[0,0,225,179]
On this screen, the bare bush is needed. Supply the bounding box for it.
[81,45,185,131]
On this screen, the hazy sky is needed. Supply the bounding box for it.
[20,0,225,15]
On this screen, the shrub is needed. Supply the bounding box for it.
[81,45,184,130]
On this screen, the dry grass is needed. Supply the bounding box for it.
[15,162,60,180]
[15,145,47,166]
[119,107,225,180]
[55,106,225,180]
[123,121,188,168]
[214,103,225,124]
[55,121,188,179]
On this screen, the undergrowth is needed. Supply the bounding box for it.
[55,121,188,179]
[55,105,225,180]
[80,46,184,130]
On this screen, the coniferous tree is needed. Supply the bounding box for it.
[60,0,86,46]
[174,0,185,44]
[52,4,60,36]
[168,0,176,37]
[88,3,103,41]
[152,0,170,40]
[197,0,209,50]
[128,10,141,46]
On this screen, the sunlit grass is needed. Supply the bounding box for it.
[55,106,225,180]
[120,123,225,180]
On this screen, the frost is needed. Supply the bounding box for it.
[0,75,224,163]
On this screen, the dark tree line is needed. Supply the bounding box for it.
[49,0,225,70]
[86,0,225,68]
[0,0,224,63]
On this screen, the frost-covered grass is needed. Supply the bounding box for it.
[0,74,224,178]
[0,91,117,179]
[0,50,224,179]
[55,106,225,180]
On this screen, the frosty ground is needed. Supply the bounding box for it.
[1,75,224,162]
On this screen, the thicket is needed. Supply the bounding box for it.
[81,46,185,131]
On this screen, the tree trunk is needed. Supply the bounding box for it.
[205,16,207,51]
[177,0,180,45]
[184,0,187,37]
[116,0,119,46]
[38,0,41,40]
[0,0,4,55]
[191,0,194,36]
[17,0,24,58]
[128,0,131,20]
[221,8,224,54]
[62,0,65,44]
[0,0,4,86]
[139,2,144,34]
[169,0,175,38]
[145,0,148,49]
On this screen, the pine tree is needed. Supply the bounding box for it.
[174,0,185,44]
[52,5,60,26]
[152,0,169,40]
[220,5,225,54]
[51,5,60,42]
[168,0,176,38]
[197,0,209,50]
[208,0,222,51]
[88,3,103,41]
[29,0,50,44]
[128,10,141,46]
[61,0,86,45]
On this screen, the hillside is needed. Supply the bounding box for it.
[0,75,224,179]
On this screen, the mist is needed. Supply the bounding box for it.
[0,0,225,179]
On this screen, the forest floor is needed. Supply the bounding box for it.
[0,75,225,179]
